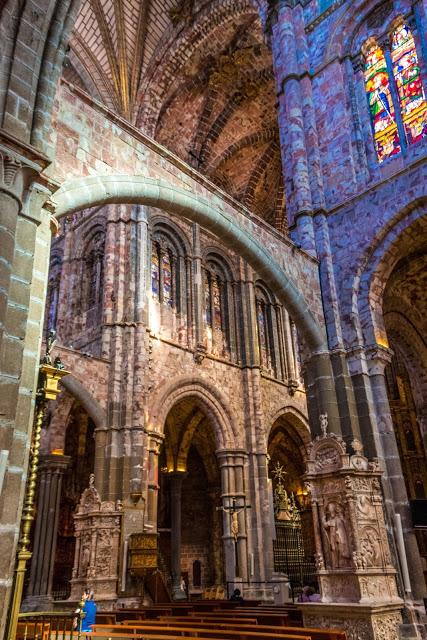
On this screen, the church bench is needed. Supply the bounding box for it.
[113,619,346,640]
[97,621,345,640]
[91,623,300,640]
[85,632,310,640]
[184,612,290,626]
[159,616,259,625]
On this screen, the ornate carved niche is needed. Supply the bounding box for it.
[304,419,400,606]
[70,475,123,602]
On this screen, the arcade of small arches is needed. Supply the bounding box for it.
[1,1,427,639]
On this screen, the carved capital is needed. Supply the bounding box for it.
[0,151,24,204]
[366,345,393,375]
[21,181,53,225]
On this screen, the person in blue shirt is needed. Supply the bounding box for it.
[80,589,97,632]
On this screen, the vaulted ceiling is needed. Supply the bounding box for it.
[64,0,285,230]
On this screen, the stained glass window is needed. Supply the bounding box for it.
[151,245,160,298]
[256,298,269,367]
[212,276,222,331]
[47,281,59,332]
[204,272,212,326]
[162,250,173,306]
[365,44,401,162]
[391,23,427,145]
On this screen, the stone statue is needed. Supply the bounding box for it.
[322,502,351,568]
[319,413,328,437]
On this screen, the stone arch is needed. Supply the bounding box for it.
[203,247,236,282]
[61,374,107,431]
[325,0,401,61]
[150,214,192,257]
[52,175,326,352]
[268,406,312,454]
[385,311,427,419]
[352,201,427,347]
[148,375,241,450]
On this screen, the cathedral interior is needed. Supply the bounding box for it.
[1,0,427,638]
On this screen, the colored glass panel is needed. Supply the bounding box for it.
[365,44,401,162]
[204,272,212,326]
[256,299,268,366]
[151,246,159,297]
[162,251,173,306]
[212,277,222,331]
[392,23,427,145]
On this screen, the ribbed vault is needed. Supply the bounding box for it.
[65,0,285,229]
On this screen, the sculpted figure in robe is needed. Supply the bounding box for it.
[323,502,351,568]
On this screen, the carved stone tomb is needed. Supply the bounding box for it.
[70,475,122,604]
[300,429,403,640]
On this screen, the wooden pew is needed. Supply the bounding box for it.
[112,618,346,640]
[86,632,310,640]
[160,616,259,625]
[184,612,290,626]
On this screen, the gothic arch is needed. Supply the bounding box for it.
[268,406,311,449]
[148,375,241,450]
[52,175,326,352]
[351,200,427,347]
[325,0,400,61]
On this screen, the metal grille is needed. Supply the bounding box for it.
[273,522,316,599]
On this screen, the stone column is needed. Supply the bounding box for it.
[24,454,70,610]
[0,136,51,637]
[169,471,186,600]
[145,431,163,530]
[191,223,205,361]
[217,450,249,587]
[367,347,426,600]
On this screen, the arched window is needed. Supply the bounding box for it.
[45,256,62,334]
[255,286,274,374]
[364,42,401,162]
[391,23,427,145]
[363,22,427,162]
[83,232,104,326]
[203,255,234,358]
[151,239,176,308]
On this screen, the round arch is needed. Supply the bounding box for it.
[52,175,326,353]
[61,374,107,431]
[147,375,241,450]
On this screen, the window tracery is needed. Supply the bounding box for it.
[151,238,176,308]
[82,232,104,326]
[363,21,427,162]
[364,42,401,162]
[203,256,233,358]
[255,286,274,374]
[391,23,427,145]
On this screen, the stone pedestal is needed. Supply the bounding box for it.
[302,427,403,639]
[69,475,122,604]
[300,603,403,640]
